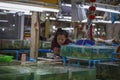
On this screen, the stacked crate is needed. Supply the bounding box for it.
[0,39,51,50]
[67,66,96,80]
[0,65,96,80]
[60,45,117,67]
[0,66,31,80]
[0,39,24,50]
[60,45,116,60]
[96,62,120,80]
[34,68,68,80]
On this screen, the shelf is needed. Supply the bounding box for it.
[0,20,8,22]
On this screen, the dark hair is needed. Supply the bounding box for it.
[54,28,68,38]
[53,28,68,47]
[56,28,62,33]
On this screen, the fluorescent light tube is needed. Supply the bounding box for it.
[81,19,120,23]
[0,2,59,12]
[62,3,120,14]
[83,5,120,14]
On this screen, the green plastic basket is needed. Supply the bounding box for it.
[0,55,13,62]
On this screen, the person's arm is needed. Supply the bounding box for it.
[51,40,60,54]
[116,45,120,53]
[64,38,73,45]
[53,47,60,54]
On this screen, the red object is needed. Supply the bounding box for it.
[89,0,96,2]
[88,14,95,20]
[89,6,96,11]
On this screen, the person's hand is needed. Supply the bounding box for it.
[53,47,60,54]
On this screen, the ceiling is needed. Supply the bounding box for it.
[0,0,120,23]
[60,0,120,14]
[60,0,120,22]
[61,0,120,5]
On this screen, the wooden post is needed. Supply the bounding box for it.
[45,19,50,38]
[30,12,40,60]
[72,22,77,39]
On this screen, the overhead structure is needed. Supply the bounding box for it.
[60,1,120,23]
[0,0,59,13]
[82,3,120,14]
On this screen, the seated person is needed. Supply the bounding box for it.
[51,28,73,58]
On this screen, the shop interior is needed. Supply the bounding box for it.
[0,0,120,80]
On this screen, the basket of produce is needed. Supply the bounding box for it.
[0,55,13,62]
